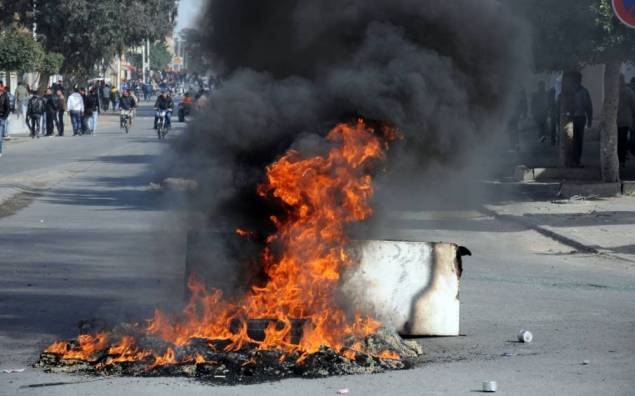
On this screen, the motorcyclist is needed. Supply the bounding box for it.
[154,90,173,129]
[119,89,137,129]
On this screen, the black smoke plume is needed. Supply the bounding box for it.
[174,0,529,284]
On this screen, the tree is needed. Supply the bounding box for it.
[510,0,635,182]
[34,0,177,86]
[37,51,65,93]
[0,0,32,29]
[180,28,208,73]
[0,30,44,73]
[150,42,172,72]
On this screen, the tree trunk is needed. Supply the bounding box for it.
[559,71,576,167]
[37,71,50,95]
[600,61,621,183]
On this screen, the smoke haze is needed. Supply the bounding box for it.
[174,0,530,281]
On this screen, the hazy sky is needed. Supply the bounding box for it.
[176,0,206,32]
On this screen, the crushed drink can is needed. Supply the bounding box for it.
[482,381,497,392]
[518,330,533,343]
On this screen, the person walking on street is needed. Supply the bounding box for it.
[14,81,28,122]
[43,88,56,136]
[26,90,45,138]
[617,74,635,168]
[80,88,90,134]
[110,87,120,112]
[87,87,100,133]
[572,72,593,167]
[101,83,111,111]
[54,90,66,136]
[531,81,549,143]
[0,82,10,157]
[67,87,84,136]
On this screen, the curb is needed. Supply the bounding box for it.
[480,206,635,264]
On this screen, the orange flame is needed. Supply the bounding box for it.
[43,120,398,366]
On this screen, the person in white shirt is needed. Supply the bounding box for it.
[66,87,84,136]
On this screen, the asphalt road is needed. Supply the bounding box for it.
[0,106,633,395]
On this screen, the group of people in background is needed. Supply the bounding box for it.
[510,72,635,169]
[0,71,211,157]
[15,81,100,138]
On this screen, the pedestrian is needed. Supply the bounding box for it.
[66,87,84,136]
[51,80,65,95]
[26,90,45,138]
[43,88,56,136]
[14,81,28,121]
[571,72,593,167]
[54,90,66,136]
[101,83,111,111]
[80,88,91,134]
[0,81,10,157]
[531,81,549,143]
[617,74,635,168]
[110,86,120,112]
[87,87,100,133]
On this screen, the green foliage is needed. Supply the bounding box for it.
[509,0,635,71]
[34,0,177,82]
[40,52,64,75]
[0,30,44,72]
[150,42,172,71]
[0,0,32,29]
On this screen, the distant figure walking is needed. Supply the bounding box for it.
[14,82,28,121]
[571,72,593,167]
[0,81,10,157]
[27,90,45,138]
[67,88,84,136]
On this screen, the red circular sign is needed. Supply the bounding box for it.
[613,0,635,28]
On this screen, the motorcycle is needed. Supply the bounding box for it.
[156,110,170,140]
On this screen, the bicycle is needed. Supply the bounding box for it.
[120,109,133,134]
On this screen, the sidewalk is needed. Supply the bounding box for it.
[485,196,635,263]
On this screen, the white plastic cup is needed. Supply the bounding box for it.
[518,330,533,343]
[482,381,497,392]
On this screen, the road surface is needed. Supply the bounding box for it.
[0,105,633,395]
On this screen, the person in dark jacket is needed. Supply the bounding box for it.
[571,72,593,167]
[53,90,66,136]
[119,90,137,129]
[154,91,174,129]
[27,91,45,138]
[43,88,56,136]
[0,82,10,156]
[88,87,100,133]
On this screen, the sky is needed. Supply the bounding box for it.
[176,0,206,32]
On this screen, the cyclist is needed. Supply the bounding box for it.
[154,90,173,130]
[119,89,137,130]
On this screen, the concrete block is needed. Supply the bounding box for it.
[342,241,470,337]
[623,181,635,196]
[559,182,621,198]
